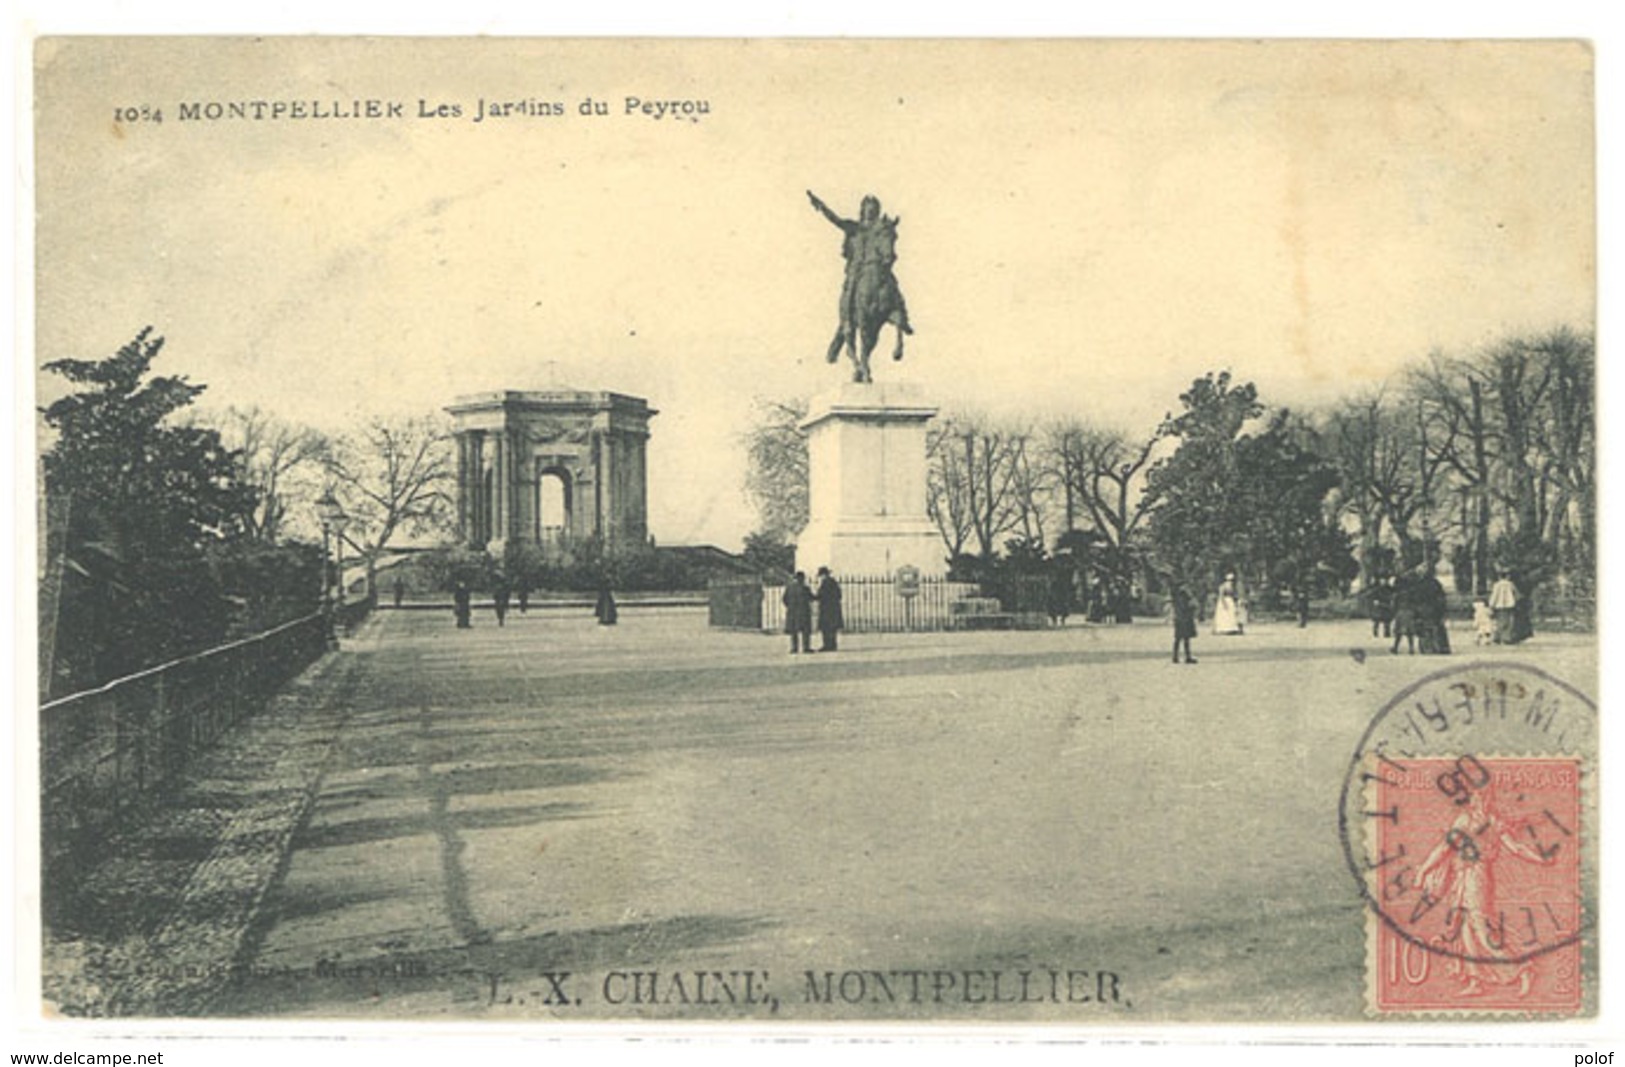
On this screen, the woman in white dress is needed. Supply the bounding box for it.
[1212,573,1244,635]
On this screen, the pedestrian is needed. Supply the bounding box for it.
[1510,573,1535,644]
[1170,584,1199,664]
[1415,567,1451,655]
[1489,570,1519,645]
[1368,576,1395,638]
[1213,572,1244,635]
[594,580,618,626]
[452,580,472,629]
[1390,571,1417,655]
[1473,599,1495,646]
[493,574,511,627]
[813,566,844,652]
[1047,562,1076,627]
[782,571,813,653]
[517,583,530,615]
[393,574,406,609]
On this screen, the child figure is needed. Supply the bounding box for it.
[1472,599,1494,646]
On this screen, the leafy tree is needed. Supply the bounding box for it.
[1143,371,1263,587]
[43,328,253,552]
[1233,413,1352,617]
[740,529,795,579]
[40,328,258,682]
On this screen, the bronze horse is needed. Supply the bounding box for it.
[826,217,912,383]
[809,191,914,383]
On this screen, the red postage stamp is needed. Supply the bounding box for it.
[1364,755,1582,1015]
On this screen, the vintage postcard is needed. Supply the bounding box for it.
[27,36,1599,1037]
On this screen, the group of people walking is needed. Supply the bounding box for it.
[1368,566,1528,655]
[449,576,617,629]
[1369,568,1453,655]
[781,566,845,654]
[1170,565,1531,664]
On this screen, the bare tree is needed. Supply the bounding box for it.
[1523,328,1595,593]
[1321,391,1426,583]
[926,422,974,560]
[1390,328,1592,600]
[1005,425,1053,550]
[928,413,1028,561]
[741,397,809,545]
[1411,352,1498,590]
[324,416,455,594]
[1045,420,1157,557]
[211,405,330,544]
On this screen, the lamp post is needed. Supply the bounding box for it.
[315,487,348,621]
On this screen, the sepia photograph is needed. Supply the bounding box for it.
[20,28,1607,1052]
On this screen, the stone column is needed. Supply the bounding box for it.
[456,433,471,544]
[492,431,507,547]
[599,430,616,544]
[512,435,534,543]
[469,431,486,545]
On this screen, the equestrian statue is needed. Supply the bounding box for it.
[807,190,914,383]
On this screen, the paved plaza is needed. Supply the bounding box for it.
[51,607,1597,1022]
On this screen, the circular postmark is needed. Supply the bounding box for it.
[1338,661,1595,968]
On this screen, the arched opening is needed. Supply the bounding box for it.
[537,468,572,552]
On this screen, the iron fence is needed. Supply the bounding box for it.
[760,574,981,634]
[39,610,338,910]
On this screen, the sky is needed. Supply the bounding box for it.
[32,37,1595,550]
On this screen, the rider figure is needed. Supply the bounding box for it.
[807,191,914,346]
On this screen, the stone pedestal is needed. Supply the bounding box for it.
[795,381,945,577]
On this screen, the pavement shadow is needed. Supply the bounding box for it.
[295,799,596,852]
[318,758,620,805]
[398,643,1375,711]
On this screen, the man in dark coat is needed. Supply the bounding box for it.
[452,580,472,629]
[594,580,618,626]
[1047,561,1076,627]
[813,566,844,652]
[782,571,813,653]
[1415,568,1451,655]
[1170,585,1199,664]
[1390,572,1417,655]
[1368,576,1395,638]
[493,574,511,627]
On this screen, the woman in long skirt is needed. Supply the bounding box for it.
[1212,573,1244,635]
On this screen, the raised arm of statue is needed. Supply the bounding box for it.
[807,190,852,232]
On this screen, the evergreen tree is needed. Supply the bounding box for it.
[41,328,256,682]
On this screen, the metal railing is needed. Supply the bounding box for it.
[760,574,981,634]
[39,611,335,909]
